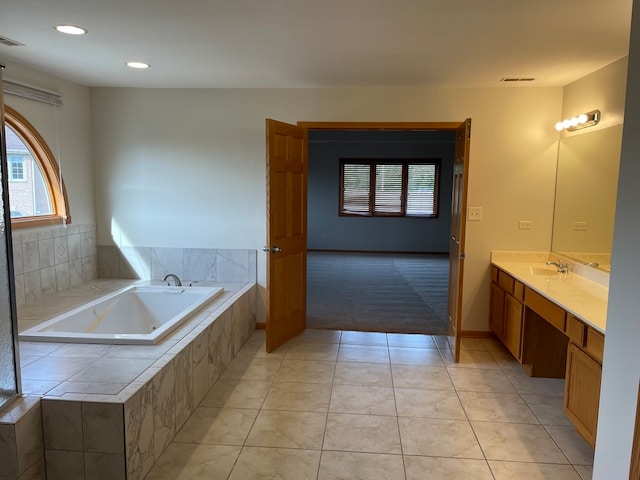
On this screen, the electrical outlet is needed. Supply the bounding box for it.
[468,207,483,221]
[519,221,533,230]
[573,222,588,231]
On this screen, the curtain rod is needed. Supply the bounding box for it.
[2,78,63,107]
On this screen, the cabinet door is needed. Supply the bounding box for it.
[564,342,602,447]
[490,283,505,340]
[503,294,524,360]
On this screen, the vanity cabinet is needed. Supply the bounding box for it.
[490,265,605,448]
[489,267,524,360]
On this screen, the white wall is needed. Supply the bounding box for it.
[90,86,562,327]
[2,61,95,226]
[593,4,640,477]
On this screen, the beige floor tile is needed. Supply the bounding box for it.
[448,367,518,393]
[433,335,450,350]
[173,407,259,445]
[245,410,327,449]
[323,413,402,454]
[458,391,539,423]
[200,379,272,409]
[341,330,388,346]
[289,329,342,345]
[481,339,521,370]
[453,349,501,369]
[398,417,484,458]
[145,443,241,479]
[228,446,321,480]
[472,421,569,463]
[505,369,565,396]
[218,356,283,382]
[262,382,332,412]
[404,456,493,480]
[334,362,392,387]
[329,384,396,416]
[236,339,289,358]
[391,364,454,390]
[395,388,466,419]
[522,394,573,426]
[274,359,336,384]
[460,337,489,352]
[318,451,405,480]
[574,464,593,480]
[388,347,444,366]
[546,425,595,465]
[387,333,437,348]
[285,342,340,361]
[337,344,390,363]
[489,460,582,479]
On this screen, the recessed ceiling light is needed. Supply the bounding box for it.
[54,25,87,35]
[126,61,150,69]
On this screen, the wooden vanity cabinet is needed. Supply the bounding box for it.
[489,267,524,360]
[490,265,605,448]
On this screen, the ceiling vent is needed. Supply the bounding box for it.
[0,35,24,47]
[500,77,536,83]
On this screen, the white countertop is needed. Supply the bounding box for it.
[491,259,609,334]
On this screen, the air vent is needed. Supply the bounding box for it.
[0,35,24,47]
[500,77,536,82]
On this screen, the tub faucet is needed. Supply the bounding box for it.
[546,260,569,274]
[162,273,182,286]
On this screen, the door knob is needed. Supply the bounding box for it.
[262,246,282,254]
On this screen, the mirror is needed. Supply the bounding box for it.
[551,125,623,272]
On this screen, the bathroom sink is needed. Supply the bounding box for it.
[529,266,562,279]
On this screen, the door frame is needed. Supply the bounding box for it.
[297,120,469,353]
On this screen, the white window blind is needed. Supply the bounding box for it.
[342,163,371,214]
[340,159,439,217]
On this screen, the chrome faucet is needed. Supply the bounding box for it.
[162,273,182,286]
[546,260,569,274]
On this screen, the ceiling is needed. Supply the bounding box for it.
[0,0,633,89]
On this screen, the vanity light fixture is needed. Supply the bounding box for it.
[54,25,87,35]
[555,110,601,132]
[126,61,150,69]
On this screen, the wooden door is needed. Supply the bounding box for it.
[265,119,307,352]
[447,119,471,362]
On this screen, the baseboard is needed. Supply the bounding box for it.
[255,322,266,330]
[459,330,494,339]
[307,249,450,256]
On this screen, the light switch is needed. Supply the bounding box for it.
[519,221,533,230]
[468,207,483,221]
[573,222,588,231]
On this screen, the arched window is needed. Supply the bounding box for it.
[3,106,70,229]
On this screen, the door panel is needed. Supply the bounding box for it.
[447,119,471,362]
[265,119,307,352]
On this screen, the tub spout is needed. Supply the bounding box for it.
[162,273,182,286]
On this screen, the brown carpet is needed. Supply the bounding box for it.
[306,251,449,335]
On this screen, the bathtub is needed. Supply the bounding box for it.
[19,284,224,345]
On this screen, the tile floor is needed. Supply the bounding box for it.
[144,329,594,480]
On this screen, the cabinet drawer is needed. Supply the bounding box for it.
[497,270,515,295]
[566,315,586,346]
[491,266,499,283]
[585,328,605,364]
[525,288,566,332]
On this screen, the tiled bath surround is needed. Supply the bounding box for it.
[1,235,258,480]
[12,224,98,307]
[1,281,256,480]
[97,245,257,284]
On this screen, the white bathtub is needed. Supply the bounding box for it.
[19,284,224,345]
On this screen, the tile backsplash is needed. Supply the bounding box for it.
[12,224,97,307]
[97,245,257,284]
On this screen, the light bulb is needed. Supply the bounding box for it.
[563,119,572,129]
[555,122,564,131]
[578,114,588,124]
[570,117,579,127]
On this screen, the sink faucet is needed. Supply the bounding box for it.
[546,260,569,274]
[162,273,182,286]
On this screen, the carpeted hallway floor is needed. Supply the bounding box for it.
[306,251,450,335]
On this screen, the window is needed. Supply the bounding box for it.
[340,159,440,217]
[8,156,25,181]
[3,106,70,228]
